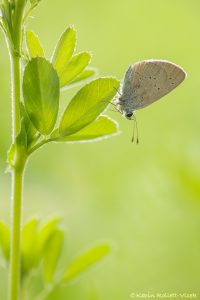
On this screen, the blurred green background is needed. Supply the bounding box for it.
[1,0,200,299]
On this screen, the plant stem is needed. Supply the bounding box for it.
[28,139,51,155]
[10,0,27,142]
[9,56,22,300]
[11,53,21,142]
[8,1,27,300]
[9,165,25,300]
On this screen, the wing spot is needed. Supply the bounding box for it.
[158,87,160,90]
[149,76,152,79]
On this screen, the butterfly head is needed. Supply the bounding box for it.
[124,111,133,120]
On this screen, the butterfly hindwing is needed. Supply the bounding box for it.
[128,60,186,110]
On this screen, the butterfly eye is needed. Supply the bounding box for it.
[125,112,133,118]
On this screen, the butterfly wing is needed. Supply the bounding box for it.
[129,60,186,110]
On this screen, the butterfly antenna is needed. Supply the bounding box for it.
[109,108,118,113]
[132,115,139,144]
[114,87,122,96]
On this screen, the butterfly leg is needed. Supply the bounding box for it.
[101,100,117,107]
[131,114,139,144]
[113,87,122,96]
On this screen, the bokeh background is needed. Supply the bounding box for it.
[1,0,200,299]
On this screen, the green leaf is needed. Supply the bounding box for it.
[20,102,39,147]
[43,229,64,283]
[63,243,111,283]
[16,118,27,150]
[7,143,16,168]
[1,3,12,36]
[52,26,76,76]
[23,57,60,135]
[21,218,39,274]
[36,217,62,258]
[0,220,10,261]
[68,68,97,86]
[26,30,44,58]
[59,52,91,87]
[59,78,119,136]
[7,119,28,169]
[51,116,118,142]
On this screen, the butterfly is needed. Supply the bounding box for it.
[114,59,187,142]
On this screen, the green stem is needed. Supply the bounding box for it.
[28,138,51,155]
[9,165,25,300]
[10,0,26,141]
[13,0,27,52]
[11,53,21,141]
[8,1,27,300]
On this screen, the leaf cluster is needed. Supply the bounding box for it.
[0,0,40,52]
[0,218,111,299]
[7,26,120,168]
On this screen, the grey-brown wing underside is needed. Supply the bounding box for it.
[124,60,186,110]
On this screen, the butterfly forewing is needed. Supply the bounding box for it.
[129,60,186,110]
